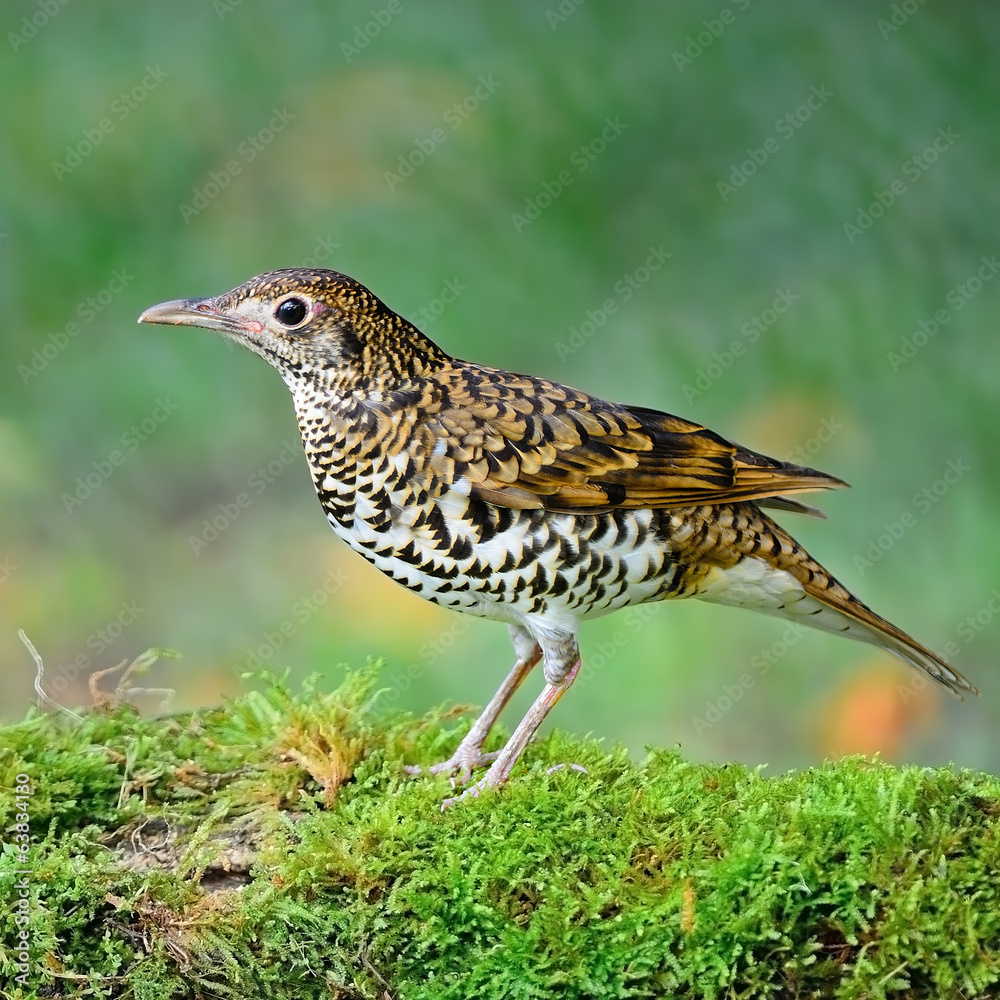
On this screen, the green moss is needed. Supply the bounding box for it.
[1,665,998,999]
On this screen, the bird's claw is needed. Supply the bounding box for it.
[440,773,495,810]
[404,748,500,786]
[438,761,589,809]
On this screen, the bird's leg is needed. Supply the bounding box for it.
[442,635,580,808]
[406,624,541,784]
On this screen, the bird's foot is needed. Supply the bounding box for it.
[404,747,500,786]
[438,761,589,809]
[440,768,503,810]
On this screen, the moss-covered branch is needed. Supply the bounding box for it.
[1,665,998,999]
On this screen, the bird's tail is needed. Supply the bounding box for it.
[785,581,975,698]
[694,513,977,699]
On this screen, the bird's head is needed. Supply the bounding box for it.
[138,268,448,394]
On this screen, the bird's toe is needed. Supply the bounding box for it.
[406,748,500,785]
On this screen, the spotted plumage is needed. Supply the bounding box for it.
[139,268,976,804]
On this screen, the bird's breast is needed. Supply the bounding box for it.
[306,454,681,632]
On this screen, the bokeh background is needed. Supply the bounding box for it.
[2,1,998,773]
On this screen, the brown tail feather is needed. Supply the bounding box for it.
[746,507,978,699]
[800,580,977,699]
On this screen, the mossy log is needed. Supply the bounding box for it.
[1,665,998,999]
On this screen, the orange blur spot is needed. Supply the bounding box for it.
[819,660,938,760]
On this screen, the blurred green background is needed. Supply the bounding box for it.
[2,0,997,773]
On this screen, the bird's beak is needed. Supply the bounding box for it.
[137,297,249,336]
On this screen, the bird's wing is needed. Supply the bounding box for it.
[411,366,847,513]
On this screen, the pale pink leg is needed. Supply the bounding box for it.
[406,625,541,785]
[442,648,582,809]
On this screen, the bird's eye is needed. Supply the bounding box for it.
[275,297,308,327]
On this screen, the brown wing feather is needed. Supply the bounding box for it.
[414,365,847,513]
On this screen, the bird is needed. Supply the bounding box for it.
[138,268,977,805]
